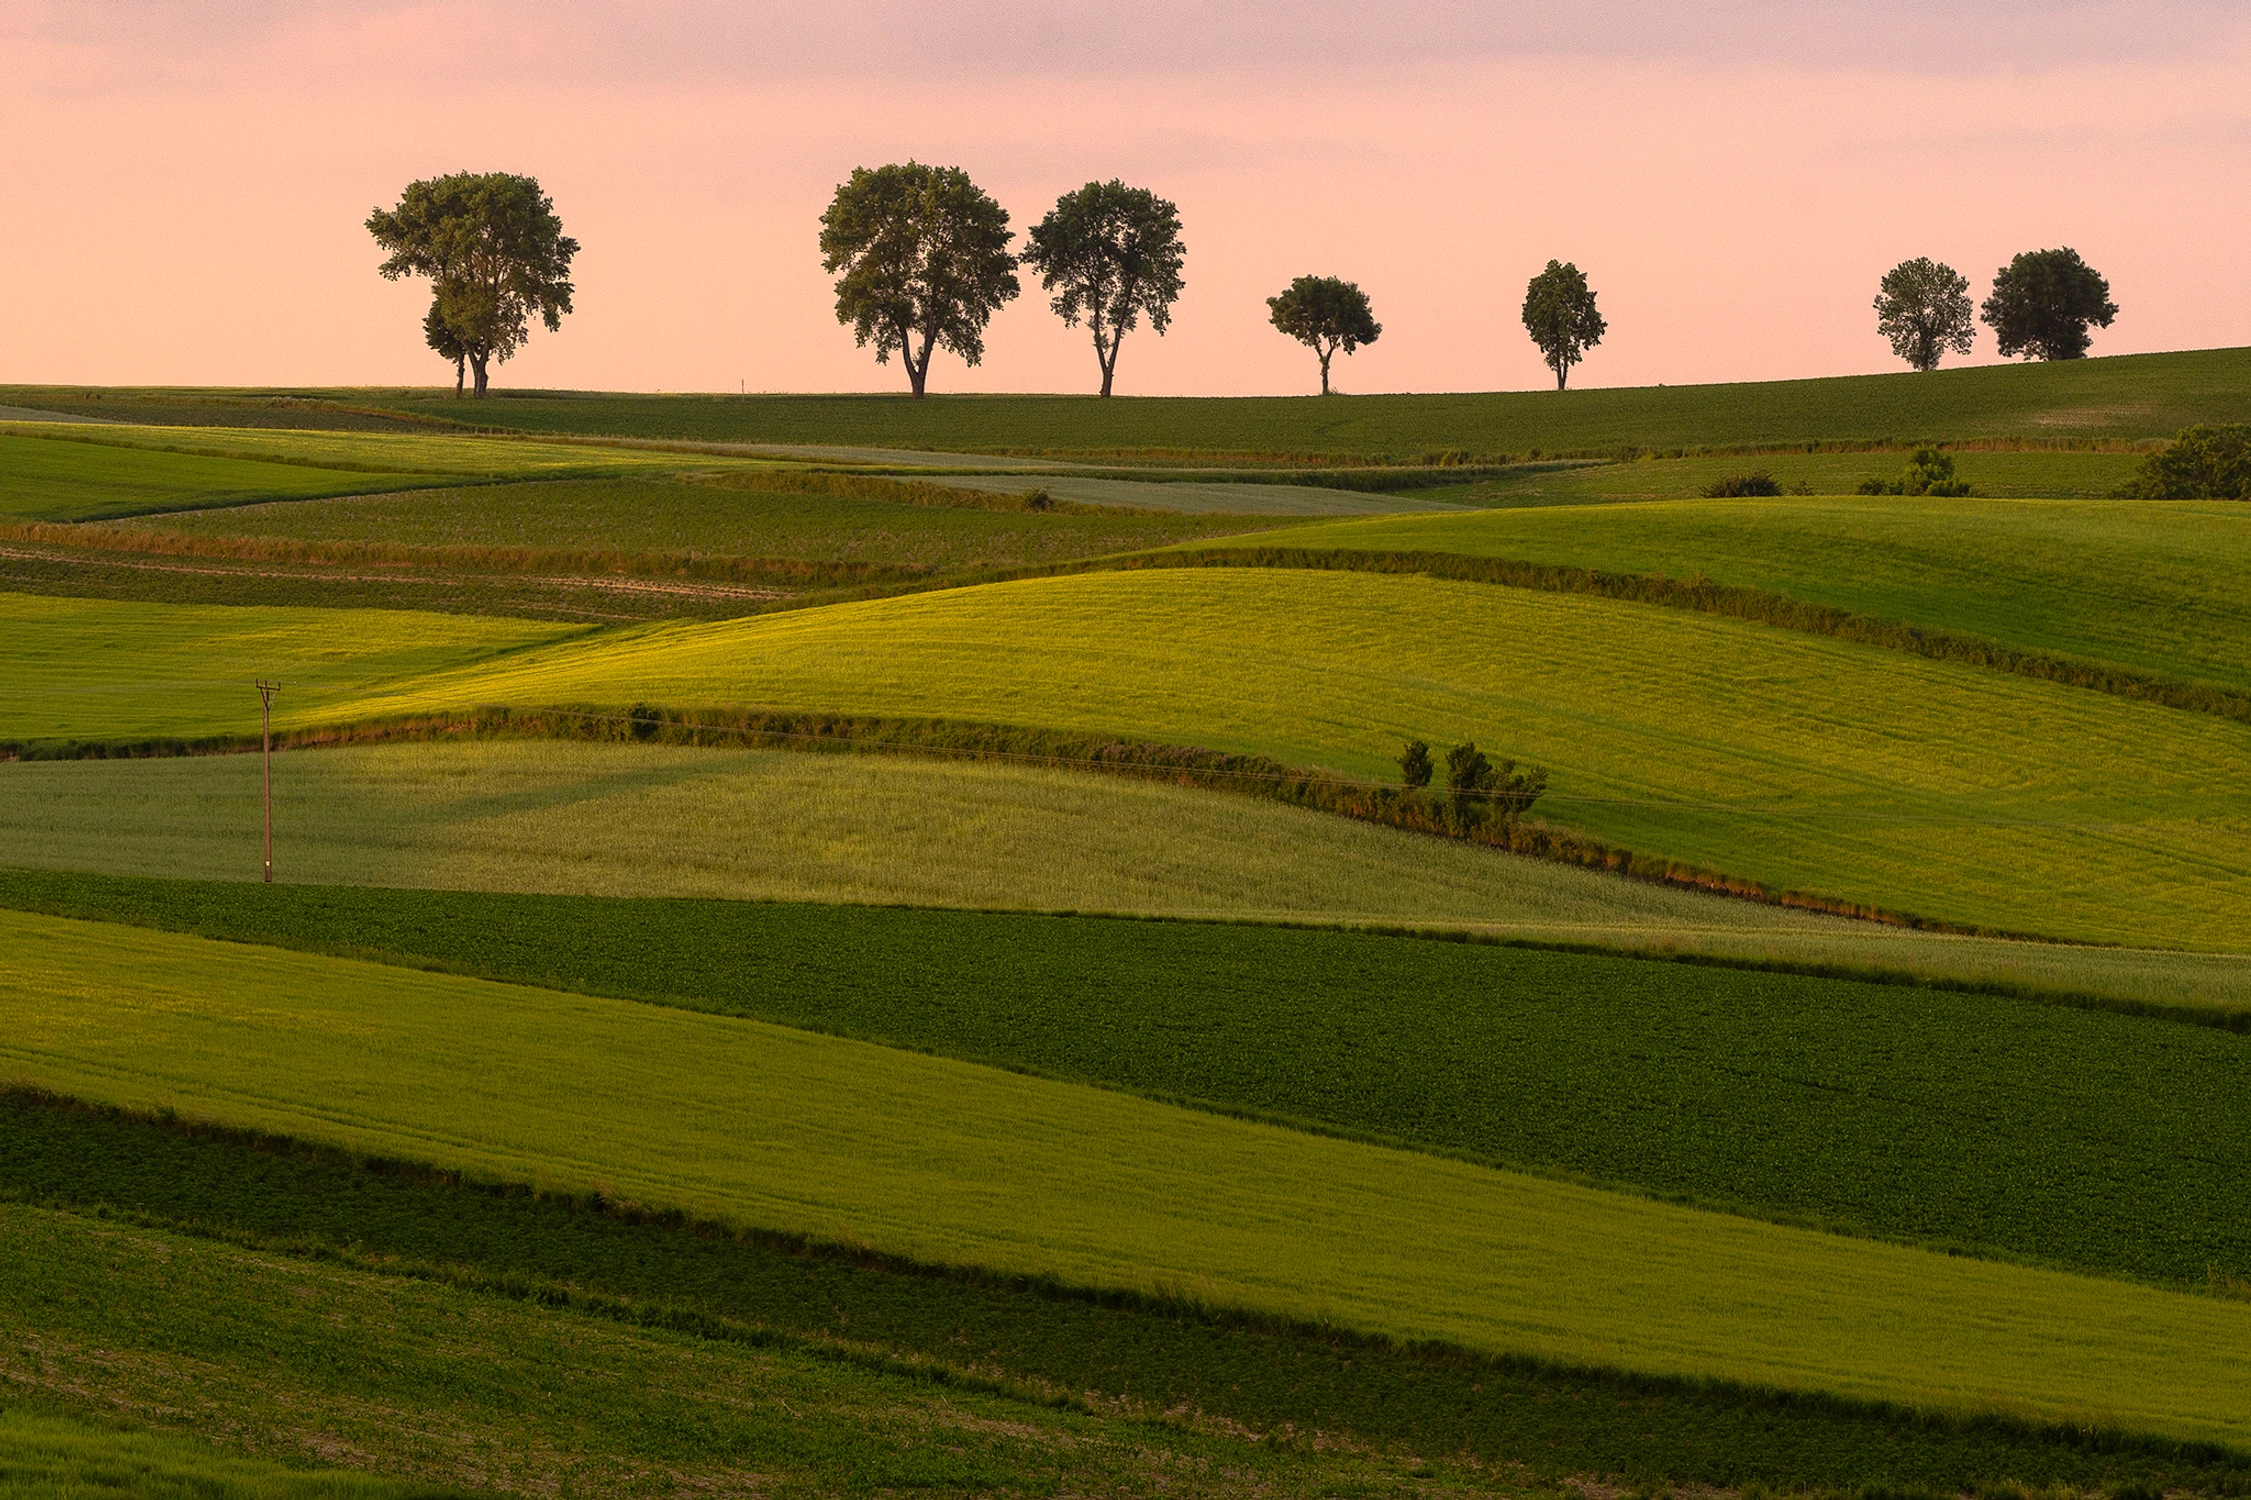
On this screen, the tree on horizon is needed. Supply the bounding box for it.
[367,172,578,398]
[1520,261,1606,390]
[1981,247,2117,361]
[1021,180,1186,398]
[820,162,1020,399]
[1267,276,1380,395]
[1873,257,1975,371]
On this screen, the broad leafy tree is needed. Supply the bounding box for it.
[820,162,1020,398]
[1021,180,1186,398]
[367,172,578,398]
[1266,275,1380,395]
[1873,258,1975,371]
[1520,260,1606,389]
[1980,247,2117,361]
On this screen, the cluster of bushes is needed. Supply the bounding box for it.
[1857,448,1972,497]
[2115,424,2251,500]
[1397,739,1548,833]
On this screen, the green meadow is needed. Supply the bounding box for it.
[1223,495,2251,695]
[8,741,2251,1009]
[41,569,2228,946]
[1400,447,2146,503]
[316,345,2251,454]
[7,868,2250,1284]
[0,1409,470,1500]
[6,908,2251,1448]
[0,431,457,523]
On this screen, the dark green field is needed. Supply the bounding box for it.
[8,869,2246,1288]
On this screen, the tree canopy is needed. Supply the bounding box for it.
[1266,276,1380,395]
[2118,424,2251,500]
[367,172,577,398]
[1873,258,1975,372]
[1520,260,1606,389]
[1021,180,1186,398]
[1980,247,2117,361]
[820,162,1020,399]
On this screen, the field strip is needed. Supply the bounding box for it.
[4,908,2250,1447]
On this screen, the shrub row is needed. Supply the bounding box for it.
[2114,424,2251,499]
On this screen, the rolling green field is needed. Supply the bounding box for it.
[134,476,1291,570]
[0,431,458,523]
[0,1409,471,1500]
[0,1204,1485,1500]
[7,740,2251,1009]
[272,346,2251,453]
[28,571,2232,945]
[1223,496,2251,696]
[7,868,2249,1285]
[5,909,2251,1448]
[1402,447,2146,503]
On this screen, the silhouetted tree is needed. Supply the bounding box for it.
[1521,260,1606,389]
[1874,258,1975,371]
[820,162,1020,398]
[1980,248,2117,361]
[1022,180,1186,398]
[1267,275,1380,395]
[1398,739,1433,789]
[368,172,578,398]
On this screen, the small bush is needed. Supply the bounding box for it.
[2116,423,2251,499]
[1701,471,1783,498]
[1021,487,1055,512]
[1397,739,1433,789]
[1857,448,1971,498]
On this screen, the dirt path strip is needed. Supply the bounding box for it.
[0,546,795,602]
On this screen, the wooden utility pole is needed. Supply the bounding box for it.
[256,680,279,882]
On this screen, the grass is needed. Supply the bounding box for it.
[1393,448,2148,504]
[71,569,2242,949]
[0,1203,1502,1500]
[4,912,2251,1449]
[134,476,1292,571]
[0,1409,472,1500]
[0,432,459,524]
[6,739,2251,1011]
[238,346,2251,455]
[10,1095,2248,1496]
[914,470,1473,514]
[1211,496,2251,698]
[0,593,583,745]
[6,866,2250,1285]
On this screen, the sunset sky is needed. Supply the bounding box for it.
[4,0,2246,397]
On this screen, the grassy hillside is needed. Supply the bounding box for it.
[7,869,2249,1282]
[8,741,2251,1008]
[0,432,458,524]
[0,1205,1472,1500]
[288,347,2251,455]
[1220,496,2251,696]
[134,476,1290,570]
[6,910,2251,1446]
[12,1094,2245,1497]
[0,1409,471,1500]
[1401,448,2146,504]
[48,571,2234,946]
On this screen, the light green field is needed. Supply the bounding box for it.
[7,909,2251,1448]
[0,1409,458,1500]
[11,738,2250,1007]
[1402,449,2146,505]
[922,470,1468,515]
[1219,496,2251,695]
[0,594,583,744]
[85,570,2238,950]
[0,432,456,523]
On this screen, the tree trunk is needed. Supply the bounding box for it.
[1554,361,1568,391]
[470,351,490,398]
[1098,330,1119,398]
[452,357,465,397]
[1318,349,1333,396]
[908,330,933,398]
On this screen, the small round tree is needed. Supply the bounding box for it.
[1267,275,1380,395]
[1873,258,1975,372]
[1520,260,1606,389]
[1980,248,2117,361]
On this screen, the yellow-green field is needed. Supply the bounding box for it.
[15,570,2234,946]
[8,738,2251,1009]
[5,907,2250,1448]
[1214,496,2251,695]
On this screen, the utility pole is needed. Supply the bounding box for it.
[256,680,279,882]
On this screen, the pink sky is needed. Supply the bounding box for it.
[4,1,2247,397]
